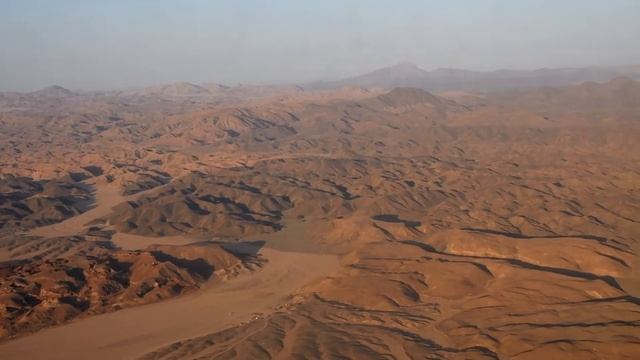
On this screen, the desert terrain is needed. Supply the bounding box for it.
[0,68,639,359]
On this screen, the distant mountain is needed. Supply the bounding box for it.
[0,85,77,106]
[334,62,429,88]
[121,82,303,99]
[492,76,640,119]
[306,62,640,93]
[136,82,210,97]
[29,85,76,98]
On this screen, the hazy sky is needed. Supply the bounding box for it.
[1,0,639,91]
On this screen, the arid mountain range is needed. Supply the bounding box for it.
[308,62,640,92]
[0,66,639,359]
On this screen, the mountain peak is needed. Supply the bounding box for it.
[390,61,420,70]
[381,62,427,78]
[30,85,74,97]
[140,82,208,96]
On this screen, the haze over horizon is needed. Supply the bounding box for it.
[2,2,640,359]
[1,0,640,91]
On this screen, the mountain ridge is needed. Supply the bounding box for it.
[306,62,640,92]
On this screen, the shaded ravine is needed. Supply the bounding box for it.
[401,240,627,291]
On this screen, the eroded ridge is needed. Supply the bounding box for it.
[1,79,639,359]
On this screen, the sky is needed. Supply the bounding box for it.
[1,0,639,91]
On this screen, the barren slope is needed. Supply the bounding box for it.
[0,80,639,359]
